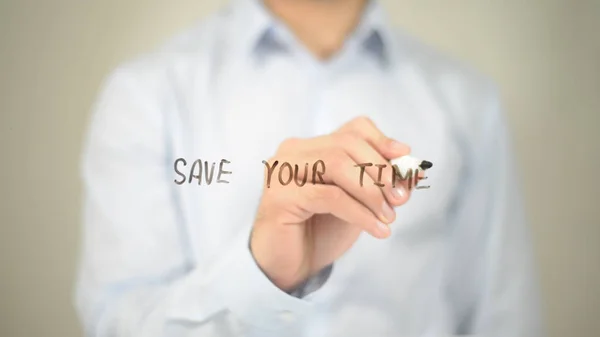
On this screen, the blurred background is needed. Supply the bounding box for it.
[1,0,598,336]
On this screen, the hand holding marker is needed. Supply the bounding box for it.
[250,117,433,292]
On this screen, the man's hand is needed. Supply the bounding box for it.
[250,117,413,292]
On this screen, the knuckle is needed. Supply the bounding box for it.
[326,148,347,170]
[353,115,374,127]
[336,132,360,145]
[279,137,300,152]
[339,116,372,133]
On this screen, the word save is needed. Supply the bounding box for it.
[173,158,232,185]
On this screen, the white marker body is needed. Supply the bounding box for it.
[391,155,423,176]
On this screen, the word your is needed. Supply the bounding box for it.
[262,160,326,188]
[174,158,231,185]
[355,163,430,190]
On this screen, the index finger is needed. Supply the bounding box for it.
[336,116,411,160]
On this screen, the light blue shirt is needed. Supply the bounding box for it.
[75,0,543,336]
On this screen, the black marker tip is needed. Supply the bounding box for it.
[419,160,433,170]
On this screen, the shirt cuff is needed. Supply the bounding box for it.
[215,231,315,330]
[289,264,333,298]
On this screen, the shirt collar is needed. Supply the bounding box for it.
[353,0,395,66]
[229,0,397,67]
[229,0,272,56]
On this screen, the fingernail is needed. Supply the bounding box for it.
[391,186,406,201]
[381,201,395,223]
[376,221,391,237]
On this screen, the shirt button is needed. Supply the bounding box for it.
[279,310,295,323]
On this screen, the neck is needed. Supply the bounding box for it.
[263,0,368,60]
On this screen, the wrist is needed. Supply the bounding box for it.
[249,229,308,292]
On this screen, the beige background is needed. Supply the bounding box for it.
[1,0,599,336]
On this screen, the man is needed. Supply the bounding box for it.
[74,0,543,336]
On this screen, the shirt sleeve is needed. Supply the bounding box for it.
[444,87,544,337]
[74,66,323,337]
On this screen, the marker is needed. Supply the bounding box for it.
[391,155,433,177]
